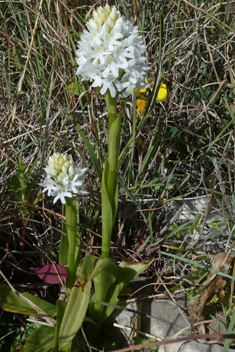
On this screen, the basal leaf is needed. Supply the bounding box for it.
[16,325,54,352]
[58,279,92,350]
[103,259,154,320]
[89,259,117,323]
[0,284,56,318]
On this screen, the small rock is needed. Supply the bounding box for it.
[105,296,234,352]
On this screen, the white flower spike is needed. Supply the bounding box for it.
[40,152,87,204]
[75,4,150,98]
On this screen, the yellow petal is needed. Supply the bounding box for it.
[136,99,148,118]
[135,88,141,98]
[137,107,144,115]
[136,99,148,108]
[150,82,168,102]
[157,83,168,102]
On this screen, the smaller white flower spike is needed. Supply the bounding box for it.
[39,152,87,204]
[75,5,150,98]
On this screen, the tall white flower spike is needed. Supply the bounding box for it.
[40,152,87,204]
[75,4,150,98]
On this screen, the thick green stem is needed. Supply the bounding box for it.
[105,92,116,127]
[74,199,81,271]
[101,92,121,258]
[65,197,77,291]
[59,204,68,266]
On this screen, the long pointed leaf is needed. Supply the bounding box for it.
[101,158,114,258]
[103,260,154,320]
[0,284,56,318]
[58,279,92,350]
[16,325,54,352]
[52,301,67,352]
[58,255,98,349]
[89,259,117,323]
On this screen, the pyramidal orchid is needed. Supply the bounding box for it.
[40,152,87,204]
[75,4,150,98]
[40,152,87,290]
[76,4,151,259]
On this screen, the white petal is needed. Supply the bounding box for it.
[40,152,88,203]
[92,75,103,88]
[75,5,150,97]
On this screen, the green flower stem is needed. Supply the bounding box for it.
[105,92,118,204]
[105,90,117,127]
[101,92,121,259]
[65,197,77,291]
[59,204,69,267]
[74,199,81,270]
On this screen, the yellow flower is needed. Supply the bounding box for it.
[135,87,147,98]
[136,99,148,117]
[132,81,168,102]
[156,83,167,102]
[133,82,168,118]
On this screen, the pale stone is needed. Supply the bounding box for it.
[104,297,234,352]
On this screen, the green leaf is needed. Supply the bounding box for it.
[101,158,114,258]
[89,259,117,323]
[58,279,92,350]
[223,305,235,352]
[103,259,154,320]
[80,256,117,282]
[58,257,119,348]
[16,325,54,352]
[79,255,99,281]
[65,81,82,96]
[65,197,78,291]
[58,255,100,349]
[107,111,121,172]
[52,301,67,352]
[133,336,159,352]
[101,108,121,259]
[59,204,69,266]
[89,257,116,280]
[0,284,56,318]
[107,111,121,223]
